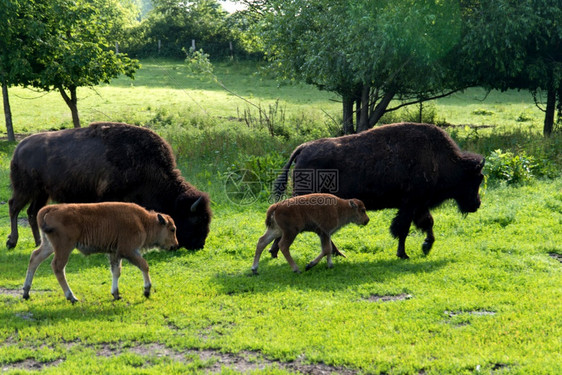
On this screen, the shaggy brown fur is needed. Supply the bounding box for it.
[252,194,370,274]
[22,202,178,303]
[273,122,485,259]
[7,122,211,250]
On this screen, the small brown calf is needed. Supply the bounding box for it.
[252,193,370,274]
[22,202,178,303]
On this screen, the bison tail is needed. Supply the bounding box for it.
[265,206,276,228]
[272,146,303,201]
[38,210,56,234]
[41,223,55,234]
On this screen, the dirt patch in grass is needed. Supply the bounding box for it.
[1,287,50,299]
[94,342,358,374]
[1,358,64,372]
[0,287,22,298]
[549,253,562,263]
[366,293,412,302]
[445,310,496,317]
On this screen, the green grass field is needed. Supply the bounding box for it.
[0,60,561,374]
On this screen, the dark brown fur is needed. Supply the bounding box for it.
[252,193,370,273]
[273,122,485,259]
[22,202,178,303]
[7,122,211,250]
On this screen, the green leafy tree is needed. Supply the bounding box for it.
[1,0,139,130]
[244,0,464,133]
[125,0,233,58]
[31,0,140,128]
[0,0,40,140]
[457,0,562,136]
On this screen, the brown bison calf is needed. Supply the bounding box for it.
[22,202,178,303]
[252,193,370,274]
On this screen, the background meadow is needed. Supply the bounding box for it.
[0,60,561,374]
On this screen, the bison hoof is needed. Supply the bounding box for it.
[6,238,16,250]
[144,291,151,298]
[68,297,78,304]
[113,295,122,301]
[397,253,410,260]
[422,241,434,255]
[269,250,279,259]
[305,263,314,271]
[22,293,30,300]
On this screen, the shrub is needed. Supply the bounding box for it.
[485,149,534,184]
[484,148,558,184]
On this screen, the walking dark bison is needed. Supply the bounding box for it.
[273,122,485,259]
[7,122,211,250]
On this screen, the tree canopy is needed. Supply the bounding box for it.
[242,0,561,136]
[245,0,465,133]
[1,0,140,130]
[457,0,562,136]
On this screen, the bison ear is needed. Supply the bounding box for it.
[157,214,166,225]
[349,200,357,208]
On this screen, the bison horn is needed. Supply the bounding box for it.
[157,214,166,225]
[190,196,203,212]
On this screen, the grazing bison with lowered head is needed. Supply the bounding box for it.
[273,122,485,259]
[7,122,211,250]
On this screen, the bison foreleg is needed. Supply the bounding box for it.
[306,233,333,271]
[278,233,300,273]
[414,208,435,255]
[390,207,414,259]
[51,246,78,303]
[109,254,123,300]
[126,250,152,298]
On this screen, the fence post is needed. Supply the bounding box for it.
[192,39,196,51]
[158,39,161,54]
[115,42,119,54]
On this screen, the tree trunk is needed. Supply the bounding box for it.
[59,85,81,128]
[342,95,355,134]
[355,97,361,128]
[357,84,370,133]
[368,90,395,128]
[544,85,555,137]
[2,82,15,141]
[553,82,562,130]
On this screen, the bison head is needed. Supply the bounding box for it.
[173,193,212,250]
[455,154,485,214]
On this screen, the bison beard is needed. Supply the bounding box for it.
[273,122,485,259]
[7,122,211,250]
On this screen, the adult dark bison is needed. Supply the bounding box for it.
[7,122,211,250]
[273,122,485,259]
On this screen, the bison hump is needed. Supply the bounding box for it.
[89,123,176,172]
